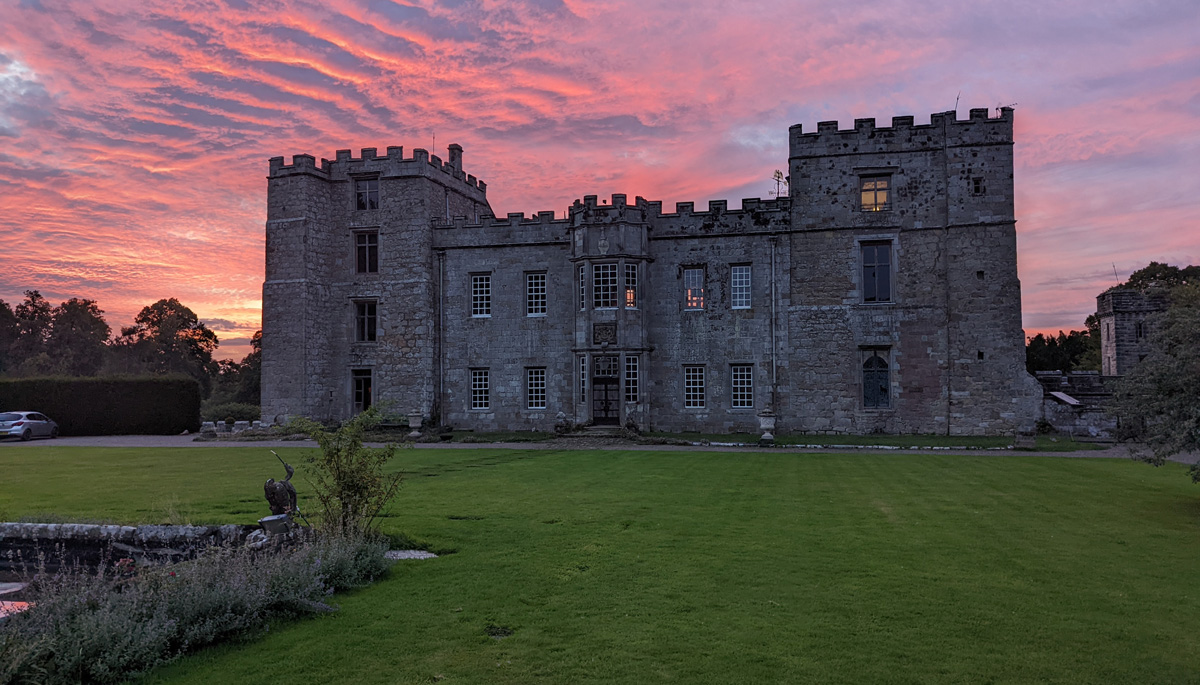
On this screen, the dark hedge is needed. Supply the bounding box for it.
[0,376,201,436]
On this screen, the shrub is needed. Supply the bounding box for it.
[200,402,261,423]
[0,532,389,685]
[0,376,200,435]
[287,408,406,536]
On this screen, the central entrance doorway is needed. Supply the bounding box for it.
[592,355,620,425]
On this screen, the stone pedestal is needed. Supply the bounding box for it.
[757,409,777,446]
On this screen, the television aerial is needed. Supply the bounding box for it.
[770,170,788,198]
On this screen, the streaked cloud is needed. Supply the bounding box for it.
[0,0,1196,359]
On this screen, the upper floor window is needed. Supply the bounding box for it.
[863,350,890,409]
[861,241,892,303]
[354,301,377,342]
[579,265,587,310]
[471,274,491,317]
[593,263,618,308]
[355,178,379,211]
[860,175,890,212]
[684,267,705,310]
[625,264,638,308]
[527,272,547,316]
[731,265,751,309]
[355,232,378,273]
[971,177,985,196]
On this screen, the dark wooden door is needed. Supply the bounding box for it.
[592,378,620,425]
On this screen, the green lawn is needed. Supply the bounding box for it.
[1,445,1197,683]
[645,431,1103,451]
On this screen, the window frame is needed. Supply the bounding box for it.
[471,273,492,317]
[860,240,893,304]
[526,367,547,409]
[470,368,490,410]
[730,264,751,309]
[526,271,548,316]
[731,364,754,408]
[579,355,588,403]
[354,300,377,342]
[683,267,705,310]
[355,231,378,274]
[683,365,706,409]
[354,178,379,211]
[624,263,638,309]
[625,355,639,403]
[859,174,891,212]
[593,263,618,309]
[579,265,587,311]
[862,349,891,409]
[352,369,373,412]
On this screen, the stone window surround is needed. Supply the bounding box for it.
[353,228,379,274]
[593,263,618,309]
[470,368,490,410]
[351,174,380,211]
[352,299,377,343]
[683,265,706,311]
[683,364,706,409]
[526,367,547,409]
[730,263,752,309]
[526,271,548,316]
[856,167,895,212]
[860,347,894,411]
[470,272,491,317]
[730,363,754,409]
[856,234,898,306]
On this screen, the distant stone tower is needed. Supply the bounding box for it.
[1096,289,1167,375]
[261,145,491,424]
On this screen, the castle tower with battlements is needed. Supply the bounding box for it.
[262,108,1042,436]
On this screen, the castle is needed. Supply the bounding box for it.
[262,107,1042,435]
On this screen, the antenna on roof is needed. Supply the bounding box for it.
[996,102,1018,116]
[1113,262,1121,285]
[954,91,961,113]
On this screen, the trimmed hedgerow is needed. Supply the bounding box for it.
[0,376,201,435]
[200,402,261,423]
[0,532,391,685]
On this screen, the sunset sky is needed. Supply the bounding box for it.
[1,0,1196,360]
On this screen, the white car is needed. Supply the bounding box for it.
[0,411,59,441]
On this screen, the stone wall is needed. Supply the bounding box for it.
[1096,289,1168,376]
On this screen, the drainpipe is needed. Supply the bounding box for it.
[769,236,778,407]
[438,249,446,427]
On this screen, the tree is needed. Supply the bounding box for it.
[7,291,53,371]
[117,298,219,394]
[46,298,110,376]
[1119,261,1200,293]
[0,299,17,374]
[235,330,262,404]
[287,407,405,536]
[1025,326,1099,373]
[1109,283,1200,472]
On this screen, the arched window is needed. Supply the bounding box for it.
[863,352,890,409]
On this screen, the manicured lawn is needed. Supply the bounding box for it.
[1,445,1197,683]
[646,431,1103,451]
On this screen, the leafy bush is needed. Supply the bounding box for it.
[200,401,261,423]
[0,532,389,684]
[287,408,405,535]
[0,375,200,435]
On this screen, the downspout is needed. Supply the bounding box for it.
[769,235,778,406]
[941,113,953,436]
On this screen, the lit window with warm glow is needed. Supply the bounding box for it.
[684,268,705,310]
[624,263,638,308]
[860,176,890,212]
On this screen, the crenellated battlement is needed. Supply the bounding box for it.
[789,107,1014,156]
[268,143,486,195]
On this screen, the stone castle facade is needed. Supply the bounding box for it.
[262,107,1042,435]
[1095,289,1168,376]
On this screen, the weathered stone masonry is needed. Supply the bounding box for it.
[263,108,1042,435]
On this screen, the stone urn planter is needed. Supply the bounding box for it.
[757,409,777,446]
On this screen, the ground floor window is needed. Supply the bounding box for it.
[471,369,490,409]
[863,350,890,409]
[527,367,547,409]
[684,365,705,408]
[352,369,372,412]
[731,364,753,408]
[579,355,587,403]
[625,355,639,402]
